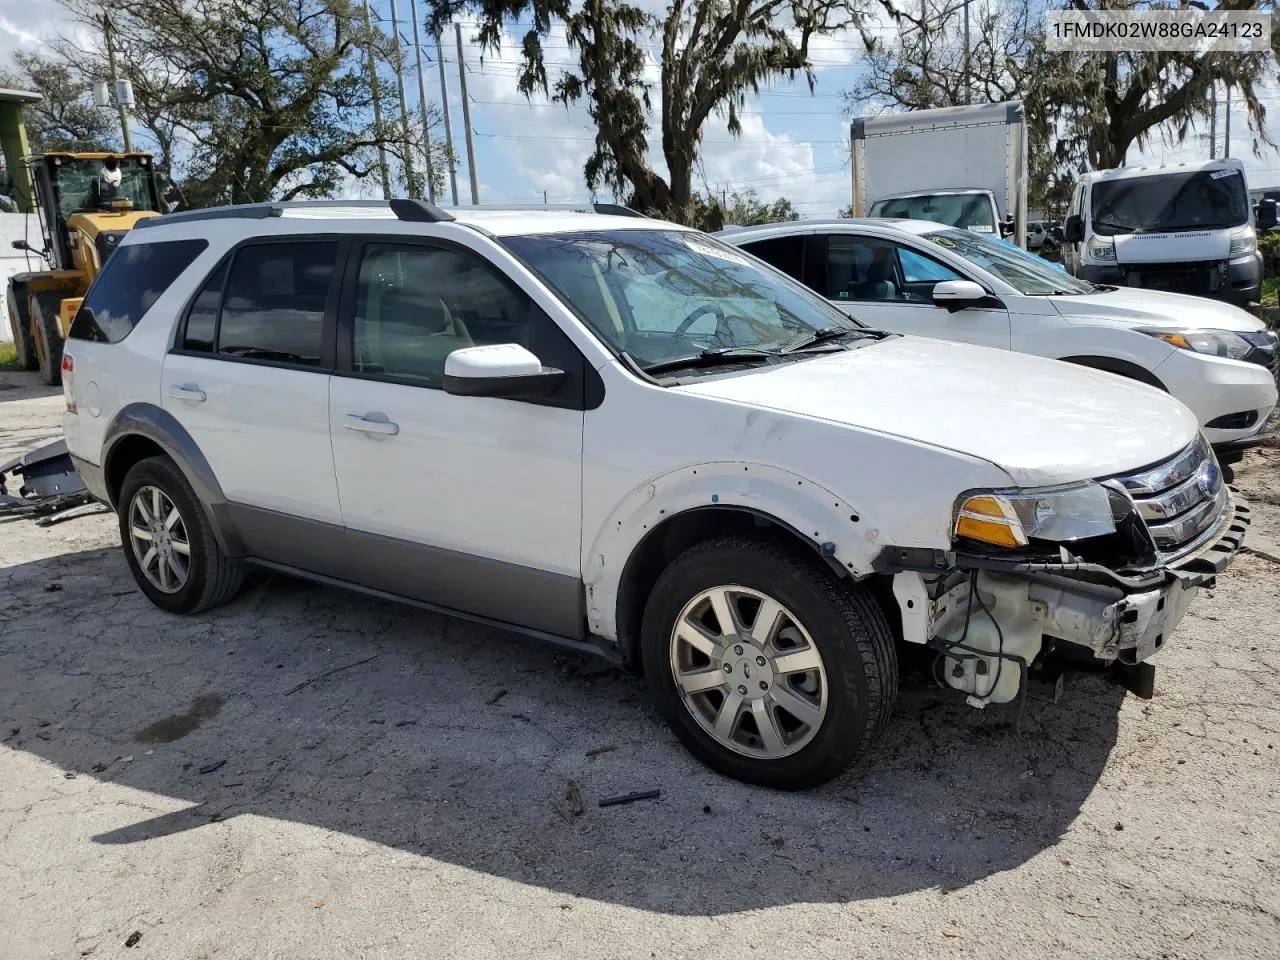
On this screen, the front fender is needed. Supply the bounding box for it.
[583,460,886,640]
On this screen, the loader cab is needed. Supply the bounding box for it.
[28,152,163,271]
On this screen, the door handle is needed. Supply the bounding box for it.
[344,413,399,436]
[168,384,206,403]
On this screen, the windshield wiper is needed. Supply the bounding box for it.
[781,327,868,353]
[642,347,776,376]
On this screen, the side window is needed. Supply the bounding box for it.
[826,236,905,303]
[69,238,208,343]
[897,247,963,287]
[740,236,806,283]
[216,242,339,365]
[181,262,227,353]
[353,243,531,386]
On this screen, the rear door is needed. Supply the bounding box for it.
[162,237,348,568]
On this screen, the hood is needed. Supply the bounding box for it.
[1048,285,1265,332]
[1112,230,1231,264]
[676,337,1198,487]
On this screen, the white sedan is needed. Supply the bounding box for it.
[718,218,1278,465]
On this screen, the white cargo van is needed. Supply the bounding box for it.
[1062,159,1265,307]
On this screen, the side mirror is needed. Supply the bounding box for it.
[1257,198,1277,232]
[998,215,1015,238]
[11,239,29,251]
[932,280,988,309]
[443,343,566,400]
[1064,215,1084,243]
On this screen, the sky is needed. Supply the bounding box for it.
[4,0,1279,217]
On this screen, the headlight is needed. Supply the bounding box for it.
[1086,237,1116,262]
[1229,228,1256,257]
[1143,329,1253,361]
[954,483,1119,549]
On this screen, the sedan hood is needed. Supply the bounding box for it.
[1048,286,1265,333]
[677,337,1198,487]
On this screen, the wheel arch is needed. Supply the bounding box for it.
[1058,354,1167,391]
[102,402,244,555]
[587,462,888,671]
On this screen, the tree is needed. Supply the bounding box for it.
[450,0,870,224]
[54,0,446,206]
[711,188,801,227]
[847,0,1280,214]
[0,53,119,153]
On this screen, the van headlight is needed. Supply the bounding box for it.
[1086,237,1116,262]
[954,483,1119,548]
[1229,228,1256,257]
[1143,328,1253,361]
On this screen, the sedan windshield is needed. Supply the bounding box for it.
[920,228,1094,295]
[502,229,869,371]
[1090,169,1249,235]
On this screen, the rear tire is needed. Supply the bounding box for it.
[6,283,39,371]
[640,536,898,790]
[31,292,63,386]
[117,456,246,614]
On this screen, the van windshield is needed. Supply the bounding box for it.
[869,193,996,232]
[1090,169,1249,235]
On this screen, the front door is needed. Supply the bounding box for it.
[815,233,1012,350]
[327,238,587,638]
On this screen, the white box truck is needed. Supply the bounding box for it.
[849,101,1029,248]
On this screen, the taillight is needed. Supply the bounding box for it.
[61,353,76,413]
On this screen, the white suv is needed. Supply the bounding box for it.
[717,218,1279,468]
[60,200,1250,789]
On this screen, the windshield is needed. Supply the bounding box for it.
[869,193,996,232]
[921,228,1094,295]
[54,157,159,219]
[1090,169,1249,235]
[501,230,866,371]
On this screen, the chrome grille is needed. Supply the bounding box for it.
[1109,435,1227,561]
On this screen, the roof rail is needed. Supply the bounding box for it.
[133,198,455,230]
[440,201,648,218]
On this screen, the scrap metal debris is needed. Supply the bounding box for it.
[598,789,661,808]
[0,439,94,522]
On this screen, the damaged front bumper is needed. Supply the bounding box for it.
[885,489,1252,704]
[0,439,94,523]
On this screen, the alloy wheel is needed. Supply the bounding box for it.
[128,485,192,594]
[669,585,828,759]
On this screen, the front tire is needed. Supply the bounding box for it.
[31,292,63,386]
[117,456,245,614]
[6,283,39,371]
[640,536,898,790]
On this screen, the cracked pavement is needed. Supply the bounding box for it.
[1,369,1278,960]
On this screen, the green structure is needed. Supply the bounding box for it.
[0,88,42,213]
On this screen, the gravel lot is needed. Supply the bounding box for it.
[2,367,1278,960]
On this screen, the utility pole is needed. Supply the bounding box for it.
[962,0,971,106]
[1223,83,1232,159]
[455,23,480,204]
[408,0,437,202]
[102,14,133,152]
[434,27,460,205]
[1209,82,1217,159]
[388,0,418,197]
[361,0,392,198]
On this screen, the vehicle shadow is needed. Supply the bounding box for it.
[0,545,1125,916]
[0,370,60,403]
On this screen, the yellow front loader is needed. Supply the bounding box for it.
[7,152,164,384]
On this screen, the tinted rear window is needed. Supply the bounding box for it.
[740,235,806,282]
[69,239,208,343]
